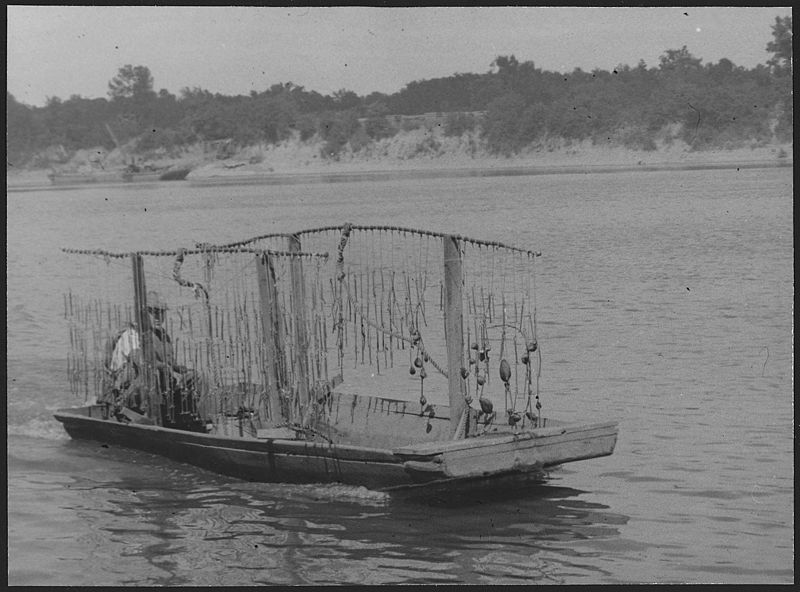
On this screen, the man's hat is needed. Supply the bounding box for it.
[146,290,168,310]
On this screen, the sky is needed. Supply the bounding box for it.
[7,6,791,107]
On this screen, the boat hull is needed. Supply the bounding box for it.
[122,168,191,182]
[48,167,190,185]
[54,406,412,490]
[394,423,619,482]
[48,172,123,185]
[54,404,617,492]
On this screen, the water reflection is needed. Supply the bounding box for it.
[54,447,629,585]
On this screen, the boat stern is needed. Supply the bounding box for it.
[394,421,618,483]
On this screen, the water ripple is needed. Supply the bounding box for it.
[8,168,793,584]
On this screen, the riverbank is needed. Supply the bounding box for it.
[6,130,792,189]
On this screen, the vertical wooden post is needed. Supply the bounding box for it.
[443,236,466,437]
[131,253,160,424]
[288,235,309,424]
[256,252,281,423]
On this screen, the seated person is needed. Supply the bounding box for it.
[103,291,204,428]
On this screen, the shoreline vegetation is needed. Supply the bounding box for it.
[7,130,792,189]
[7,15,792,189]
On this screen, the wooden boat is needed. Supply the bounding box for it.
[47,166,191,186]
[106,122,191,182]
[121,166,191,182]
[48,170,125,185]
[55,223,618,492]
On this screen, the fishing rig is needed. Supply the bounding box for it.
[62,223,543,438]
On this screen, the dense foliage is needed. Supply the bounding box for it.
[7,15,792,167]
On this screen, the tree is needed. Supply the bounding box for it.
[658,46,703,73]
[766,15,792,76]
[108,65,156,100]
[765,15,793,140]
[7,93,37,166]
[491,55,519,76]
[332,89,361,111]
[482,92,527,155]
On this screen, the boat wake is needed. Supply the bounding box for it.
[7,418,71,441]
[286,482,391,505]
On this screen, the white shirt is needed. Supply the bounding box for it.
[110,327,140,371]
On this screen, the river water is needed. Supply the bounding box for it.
[7,167,793,584]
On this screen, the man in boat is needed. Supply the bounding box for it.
[103,291,205,429]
